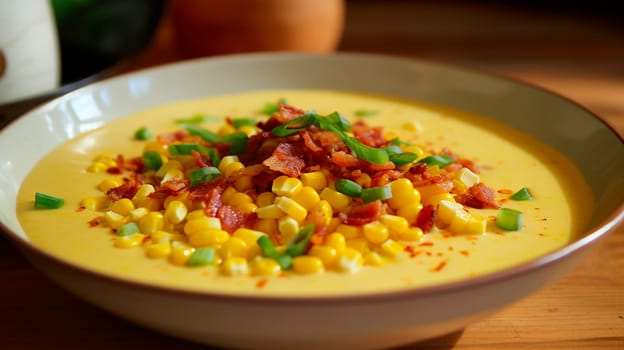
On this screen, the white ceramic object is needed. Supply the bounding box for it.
[0,53,622,350]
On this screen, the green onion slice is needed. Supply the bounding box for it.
[181,124,222,144]
[175,114,219,124]
[335,179,363,197]
[496,208,524,231]
[344,137,389,165]
[417,155,454,168]
[326,112,351,132]
[168,143,210,156]
[361,185,392,203]
[261,98,286,116]
[117,222,140,236]
[231,117,256,129]
[389,138,411,146]
[510,187,533,201]
[222,132,249,155]
[389,152,418,166]
[354,109,378,117]
[187,247,216,266]
[34,192,64,209]
[384,145,403,155]
[142,151,163,171]
[271,115,316,136]
[189,167,221,187]
[285,224,316,257]
[257,235,293,270]
[133,127,152,140]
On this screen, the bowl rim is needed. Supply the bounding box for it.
[1,52,623,304]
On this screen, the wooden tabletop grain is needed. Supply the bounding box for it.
[1,2,622,349]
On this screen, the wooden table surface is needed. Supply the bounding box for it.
[1,2,623,349]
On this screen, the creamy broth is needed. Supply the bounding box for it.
[17,90,593,296]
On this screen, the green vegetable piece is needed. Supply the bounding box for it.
[285,224,316,257]
[189,167,221,187]
[187,247,216,266]
[168,143,209,156]
[207,148,221,167]
[117,222,140,236]
[182,124,222,143]
[384,145,403,155]
[389,152,418,166]
[389,138,411,147]
[354,109,378,117]
[417,155,454,168]
[510,187,533,201]
[335,178,363,197]
[231,117,256,129]
[34,192,64,209]
[271,115,316,136]
[361,185,392,203]
[222,132,249,155]
[133,127,152,140]
[344,137,389,165]
[142,151,163,171]
[257,235,293,270]
[261,98,287,116]
[326,112,351,132]
[175,114,219,124]
[496,208,524,231]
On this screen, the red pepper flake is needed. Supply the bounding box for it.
[498,189,514,194]
[425,251,433,256]
[256,279,268,288]
[430,259,448,272]
[459,250,470,256]
[404,245,422,258]
[87,216,102,227]
[448,246,454,251]
[75,206,86,212]
[418,241,434,247]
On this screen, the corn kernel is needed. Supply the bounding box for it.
[327,217,341,233]
[256,204,284,219]
[252,218,278,234]
[186,209,207,221]
[114,233,146,248]
[380,215,409,235]
[169,241,195,265]
[94,153,115,162]
[278,217,300,245]
[251,257,281,276]
[145,242,172,258]
[223,161,245,177]
[218,155,239,174]
[98,178,123,192]
[346,238,370,254]
[221,186,238,204]
[227,192,253,207]
[151,230,174,243]
[184,218,222,235]
[256,192,276,207]
[143,141,168,156]
[139,212,164,234]
[219,237,248,259]
[129,207,149,222]
[388,179,420,209]
[355,173,371,188]
[155,159,183,177]
[237,202,258,214]
[232,228,266,258]
[397,202,424,224]
[132,184,155,205]
[448,208,470,233]
[81,196,107,211]
[164,200,188,224]
[324,233,346,251]
[103,210,128,229]
[160,168,185,184]
[234,175,253,192]
[274,196,307,222]
[314,200,333,226]
[423,192,455,206]
[336,224,361,239]
[87,161,108,173]
[455,168,480,188]
[272,176,303,197]
[300,171,327,191]
[364,251,385,266]
[291,186,320,210]
[136,197,162,211]
[402,120,424,133]
[221,257,249,276]
[238,125,256,136]
[320,188,351,212]
[379,239,403,257]
[188,228,230,247]
[363,221,390,244]
[466,215,487,234]
[309,245,338,267]
[438,200,463,224]
[217,124,236,136]
[338,248,364,273]
[399,227,424,241]
[108,198,135,216]
[292,256,324,274]
[402,145,426,158]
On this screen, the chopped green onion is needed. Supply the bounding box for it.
[496,208,524,231]
[187,247,216,266]
[285,224,316,257]
[271,115,316,136]
[117,222,140,236]
[389,152,418,166]
[231,117,256,129]
[222,132,249,155]
[181,124,222,143]
[326,112,351,132]
[344,137,389,165]
[257,235,293,270]
[384,145,403,155]
[361,185,392,203]
[389,138,411,146]
[34,192,64,209]
[335,179,363,197]
[189,167,221,186]
[142,151,163,171]
[133,127,152,140]
[261,98,286,116]
[510,187,533,201]
[417,155,454,168]
[175,114,218,124]
[354,109,378,117]
[207,148,221,167]
[168,143,210,156]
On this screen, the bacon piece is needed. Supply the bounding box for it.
[351,120,387,147]
[158,179,189,197]
[106,180,140,202]
[157,130,188,144]
[188,180,227,216]
[275,104,306,123]
[415,204,437,232]
[455,183,500,209]
[330,151,362,168]
[301,130,322,152]
[263,142,305,177]
[191,149,211,168]
[339,200,383,225]
[217,205,255,233]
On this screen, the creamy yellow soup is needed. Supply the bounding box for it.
[17,90,593,296]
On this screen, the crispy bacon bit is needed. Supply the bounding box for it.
[157,130,188,144]
[263,143,305,177]
[191,149,212,168]
[301,130,322,152]
[154,179,189,199]
[415,204,437,232]
[275,104,306,123]
[188,180,227,216]
[217,205,255,233]
[75,206,86,212]
[339,200,384,225]
[330,151,362,168]
[352,120,387,147]
[106,167,122,174]
[88,216,102,227]
[455,183,500,209]
[107,180,140,202]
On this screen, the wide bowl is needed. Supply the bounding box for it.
[0,53,622,350]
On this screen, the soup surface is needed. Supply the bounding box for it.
[17,90,593,296]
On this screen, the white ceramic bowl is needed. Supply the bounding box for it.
[1,53,622,350]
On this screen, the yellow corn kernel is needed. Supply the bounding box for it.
[309,245,338,267]
[320,188,351,212]
[379,239,403,257]
[221,257,249,276]
[143,141,167,156]
[355,173,372,188]
[108,198,135,216]
[186,209,207,221]
[437,200,463,224]
[452,179,468,194]
[300,171,327,191]
[256,192,276,207]
[252,218,278,235]
[136,197,162,211]
[423,192,455,207]
[337,247,364,273]
[232,228,266,258]
[132,184,155,205]
[364,251,385,266]
[363,221,390,244]
[278,217,300,245]
[314,200,333,226]
[237,202,258,214]
[183,217,222,235]
[346,238,370,254]
[466,215,487,234]
[388,179,420,209]
[402,145,426,158]
[448,209,470,234]
[256,204,284,220]
[336,224,361,239]
[160,167,185,184]
[188,228,230,247]
[455,167,480,188]
[324,233,346,251]
[139,212,164,234]
[399,227,424,242]
[223,161,245,177]
[402,120,424,133]
[292,256,324,274]
[251,257,281,276]
[87,161,108,173]
[145,242,172,258]
[103,210,128,230]
[227,192,253,207]
[397,202,424,224]
[129,207,149,222]
[114,233,146,248]
[272,176,303,197]
[291,186,320,210]
[238,125,256,136]
[234,175,253,192]
[98,178,123,192]
[81,196,107,211]
[219,237,248,259]
[151,230,174,243]
[169,241,195,265]
[155,159,183,177]
[221,186,238,204]
[274,196,307,222]
[93,153,115,162]
[165,200,188,224]
[218,155,239,174]
[380,215,408,235]
[217,124,236,136]
[327,217,341,233]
